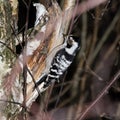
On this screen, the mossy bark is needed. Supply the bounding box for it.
[0,0,17,119]
[0,0,16,63]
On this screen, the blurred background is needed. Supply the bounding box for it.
[37,0,120,120]
[0,0,120,120]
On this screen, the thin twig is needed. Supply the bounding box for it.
[89,7,120,64]
[77,70,120,120]
[81,13,87,53]
[26,67,41,97]
[68,0,79,35]
[94,35,120,72]
[54,72,67,108]
[0,40,17,57]
[0,99,29,112]
[22,65,27,118]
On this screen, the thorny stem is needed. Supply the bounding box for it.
[77,70,120,120]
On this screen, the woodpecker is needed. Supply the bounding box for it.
[35,35,80,89]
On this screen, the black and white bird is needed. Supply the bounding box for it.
[35,35,80,89]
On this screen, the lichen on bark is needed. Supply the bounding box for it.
[0,0,19,119]
[0,0,16,62]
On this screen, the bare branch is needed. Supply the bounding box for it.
[77,70,120,120]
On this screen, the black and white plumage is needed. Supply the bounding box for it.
[36,35,80,89]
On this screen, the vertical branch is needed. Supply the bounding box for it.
[89,7,120,64]
[23,65,27,111]
[61,0,76,10]
[81,13,87,55]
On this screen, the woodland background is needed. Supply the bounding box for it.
[0,0,120,120]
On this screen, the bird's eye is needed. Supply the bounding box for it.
[67,39,73,45]
[66,39,73,48]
